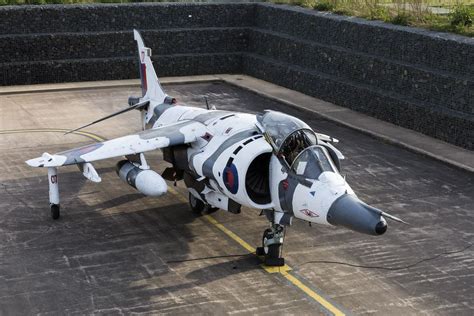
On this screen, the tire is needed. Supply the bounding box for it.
[256,247,265,256]
[267,244,281,258]
[51,204,60,220]
[264,256,285,267]
[189,192,205,214]
[262,228,281,258]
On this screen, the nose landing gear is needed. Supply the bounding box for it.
[256,223,286,266]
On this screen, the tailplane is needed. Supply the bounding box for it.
[134,29,167,103]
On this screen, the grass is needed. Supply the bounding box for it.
[0,0,175,5]
[270,0,474,37]
[0,0,472,37]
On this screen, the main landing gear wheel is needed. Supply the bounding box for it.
[189,192,205,214]
[257,227,285,266]
[188,192,219,215]
[51,204,60,220]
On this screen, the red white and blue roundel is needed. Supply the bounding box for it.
[223,164,239,194]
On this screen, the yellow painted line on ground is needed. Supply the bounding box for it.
[166,186,345,316]
[8,128,344,314]
[0,128,105,142]
[204,214,292,273]
[282,271,345,316]
[203,214,256,254]
[10,129,344,315]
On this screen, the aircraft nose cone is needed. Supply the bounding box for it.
[375,218,388,235]
[327,194,388,236]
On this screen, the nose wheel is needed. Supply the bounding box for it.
[257,225,285,266]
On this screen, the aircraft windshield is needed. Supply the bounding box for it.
[291,145,335,179]
[279,129,317,165]
[257,110,314,150]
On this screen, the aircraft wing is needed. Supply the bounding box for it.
[26,121,206,167]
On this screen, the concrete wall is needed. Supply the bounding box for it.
[0,3,252,84]
[0,3,472,149]
[246,4,473,150]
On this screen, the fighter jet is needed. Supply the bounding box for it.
[26,30,406,266]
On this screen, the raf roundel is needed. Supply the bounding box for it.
[223,164,239,194]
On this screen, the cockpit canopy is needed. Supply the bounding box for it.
[257,110,318,165]
[292,145,337,179]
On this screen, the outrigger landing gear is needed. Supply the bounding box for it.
[256,223,286,267]
[48,167,60,220]
[189,192,205,214]
[188,192,218,215]
[50,204,60,220]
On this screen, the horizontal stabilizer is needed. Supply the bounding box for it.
[64,100,149,135]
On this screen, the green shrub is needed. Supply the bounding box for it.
[313,1,334,11]
[367,7,390,21]
[391,13,411,26]
[300,0,317,8]
[450,5,473,27]
[333,8,351,15]
[25,0,46,4]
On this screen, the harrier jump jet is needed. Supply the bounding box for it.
[27,30,405,266]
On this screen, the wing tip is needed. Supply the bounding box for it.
[25,158,40,167]
[25,153,65,168]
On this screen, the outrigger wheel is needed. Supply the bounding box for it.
[50,204,60,220]
[257,226,285,266]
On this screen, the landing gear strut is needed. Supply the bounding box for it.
[257,223,286,266]
[48,167,60,220]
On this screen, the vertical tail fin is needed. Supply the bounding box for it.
[133,29,167,103]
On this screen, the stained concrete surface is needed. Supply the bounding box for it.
[0,82,473,315]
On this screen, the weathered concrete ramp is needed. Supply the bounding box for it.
[0,82,473,315]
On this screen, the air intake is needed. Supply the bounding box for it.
[245,153,272,205]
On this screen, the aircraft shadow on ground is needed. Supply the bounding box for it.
[135,256,262,296]
[0,168,221,313]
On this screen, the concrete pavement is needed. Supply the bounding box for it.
[0,80,473,315]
